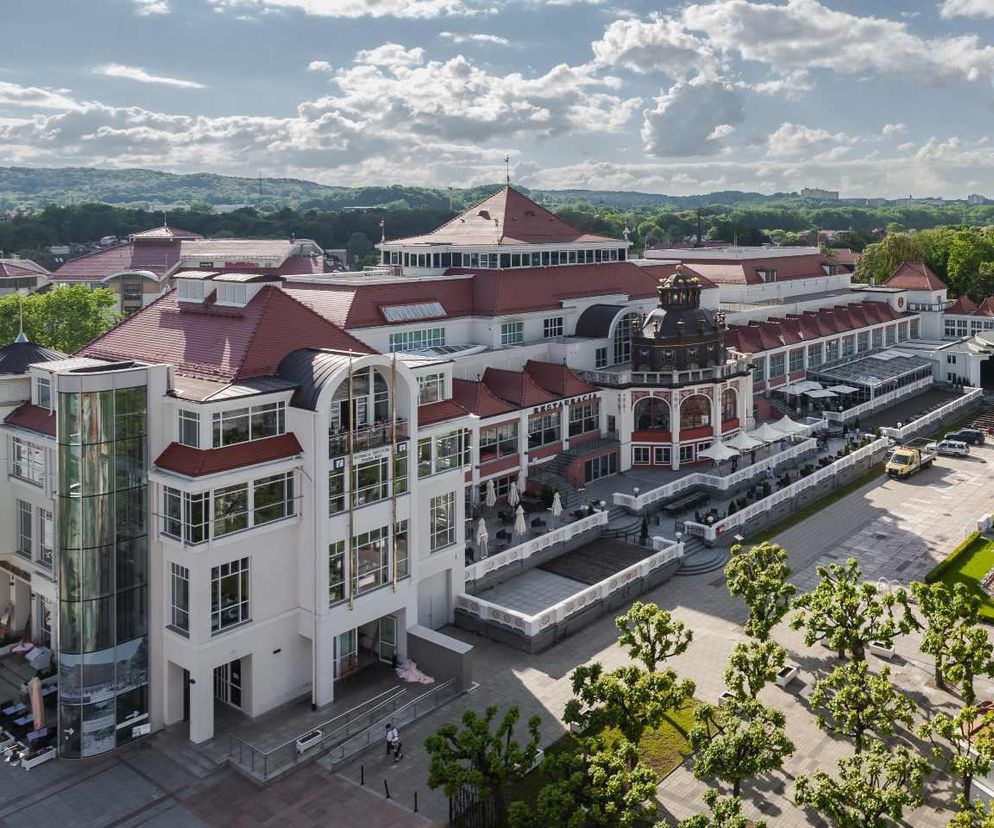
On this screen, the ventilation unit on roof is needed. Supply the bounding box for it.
[478,210,490,219]
[381,302,445,322]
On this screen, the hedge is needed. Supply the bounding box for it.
[926,530,983,584]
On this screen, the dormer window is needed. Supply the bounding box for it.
[177,280,207,302]
[216,283,248,306]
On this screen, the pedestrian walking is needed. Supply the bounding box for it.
[385,722,403,762]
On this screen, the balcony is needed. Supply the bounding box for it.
[329,420,409,458]
[579,359,752,389]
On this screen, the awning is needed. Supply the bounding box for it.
[698,441,740,462]
[804,389,838,399]
[726,431,764,451]
[749,423,787,443]
[773,415,810,435]
[779,380,823,395]
[826,384,860,394]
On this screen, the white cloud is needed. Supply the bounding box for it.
[591,16,721,81]
[766,122,857,157]
[641,79,744,157]
[354,44,425,68]
[439,31,510,45]
[882,122,907,137]
[98,64,207,89]
[307,60,333,72]
[132,0,170,14]
[940,0,994,19]
[0,81,81,111]
[210,0,474,18]
[751,70,813,100]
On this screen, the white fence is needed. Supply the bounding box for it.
[464,511,608,583]
[681,438,889,542]
[455,538,684,637]
[822,378,932,423]
[879,387,982,442]
[614,437,819,512]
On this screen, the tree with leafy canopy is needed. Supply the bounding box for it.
[723,640,787,702]
[948,796,994,828]
[508,736,658,828]
[724,542,796,640]
[809,661,915,754]
[564,663,695,761]
[615,601,692,673]
[790,558,907,660]
[946,623,994,705]
[793,739,929,828]
[916,705,994,800]
[689,698,795,798]
[425,704,541,821]
[677,787,765,828]
[0,286,119,353]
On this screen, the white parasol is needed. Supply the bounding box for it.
[726,430,763,451]
[476,517,489,556]
[513,505,527,537]
[508,481,520,507]
[551,491,563,520]
[485,479,497,509]
[773,415,810,436]
[748,422,787,443]
[697,441,740,463]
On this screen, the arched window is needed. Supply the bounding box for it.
[633,397,670,432]
[680,395,711,430]
[721,388,737,423]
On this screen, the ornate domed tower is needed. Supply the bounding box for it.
[632,265,727,372]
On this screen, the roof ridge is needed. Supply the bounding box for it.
[271,287,372,354]
[388,186,507,244]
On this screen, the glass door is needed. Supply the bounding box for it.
[379,616,397,664]
[335,629,358,680]
[213,658,243,709]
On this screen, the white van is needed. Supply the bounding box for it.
[936,439,970,457]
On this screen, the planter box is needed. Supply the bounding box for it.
[775,665,800,688]
[869,641,896,660]
[295,730,324,754]
[22,747,55,770]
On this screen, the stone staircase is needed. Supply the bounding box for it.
[676,535,731,576]
[527,436,620,513]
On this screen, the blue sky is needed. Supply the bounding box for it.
[3,0,994,197]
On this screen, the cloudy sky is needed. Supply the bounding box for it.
[3,0,994,197]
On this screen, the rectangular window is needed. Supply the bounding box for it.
[528,411,560,449]
[769,353,785,378]
[584,453,617,482]
[842,336,855,357]
[479,421,518,463]
[501,321,524,346]
[36,377,51,410]
[680,444,695,462]
[329,540,346,605]
[857,331,870,352]
[947,354,958,364]
[595,347,608,369]
[170,563,190,634]
[826,340,840,362]
[543,317,564,339]
[178,410,199,448]
[395,520,409,579]
[329,464,346,515]
[211,558,249,634]
[213,483,249,537]
[633,446,650,465]
[353,456,390,506]
[16,499,31,558]
[654,446,670,464]
[872,328,884,349]
[253,472,294,525]
[417,372,445,405]
[163,486,182,539]
[185,492,210,544]
[394,453,408,494]
[354,526,390,594]
[211,402,285,447]
[216,283,248,306]
[753,357,766,381]
[10,437,45,486]
[430,492,456,552]
[211,408,250,447]
[789,349,804,373]
[388,327,446,353]
[38,507,53,568]
[177,279,206,302]
[885,326,897,345]
[568,401,599,436]
[807,345,822,367]
[435,430,463,472]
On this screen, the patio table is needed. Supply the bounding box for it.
[13,715,32,728]
[2,704,26,717]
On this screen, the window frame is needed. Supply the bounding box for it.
[211,557,250,635]
[543,316,564,339]
[429,491,456,552]
[500,321,524,346]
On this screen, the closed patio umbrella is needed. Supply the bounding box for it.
[551,491,563,521]
[508,481,520,507]
[485,479,497,509]
[513,505,527,537]
[476,517,489,557]
[28,676,43,731]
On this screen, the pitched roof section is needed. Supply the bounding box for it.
[155,433,302,477]
[78,286,371,382]
[483,367,558,408]
[387,187,620,247]
[418,399,470,426]
[0,259,48,278]
[684,254,841,286]
[452,378,515,418]
[946,296,978,315]
[130,225,202,241]
[0,340,66,374]
[524,360,597,397]
[4,403,56,437]
[978,298,994,317]
[884,261,947,291]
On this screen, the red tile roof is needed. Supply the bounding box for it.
[483,368,558,408]
[0,259,48,279]
[418,399,470,426]
[683,254,841,286]
[524,360,597,397]
[155,433,302,477]
[978,297,994,317]
[388,187,620,246]
[946,296,978,315]
[4,403,56,437]
[130,225,202,241]
[78,286,371,381]
[884,261,946,291]
[452,378,515,418]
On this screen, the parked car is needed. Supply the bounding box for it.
[945,428,985,445]
[935,439,971,457]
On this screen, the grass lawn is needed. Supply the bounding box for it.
[506,700,698,812]
[930,534,994,621]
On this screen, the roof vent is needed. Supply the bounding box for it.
[524,210,535,217]
[478,210,490,220]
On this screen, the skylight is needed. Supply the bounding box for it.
[381,302,446,322]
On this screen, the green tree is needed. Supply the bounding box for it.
[425,705,541,821]
[790,558,906,660]
[689,699,795,797]
[854,234,923,284]
[724,542,796,640]
[0,286,118,352]
[564,663,695,757]
[615,601,692,673]
[917,705,994,800]
[793,740,929,828]
[346,230,374,260]
[508,736,657,828]
[723,640,787,702]
[678,787,765,828]
[809,661,915,753]
[949,797,994,828]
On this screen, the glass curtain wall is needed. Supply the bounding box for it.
[57,380,149,758]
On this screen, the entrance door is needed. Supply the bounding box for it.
[214,659,242,709]
[379,616,397,664]
[183,669,191,722]
[335,629,358,680]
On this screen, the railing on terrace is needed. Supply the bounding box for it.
[822,377,932,423]
[613,436,819,512]
[456,538,684,637]
[465,511,608,583]
[879,387,983,442]
[227,685,406,782]
[578,359,752,388]
[329,419,409,458]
